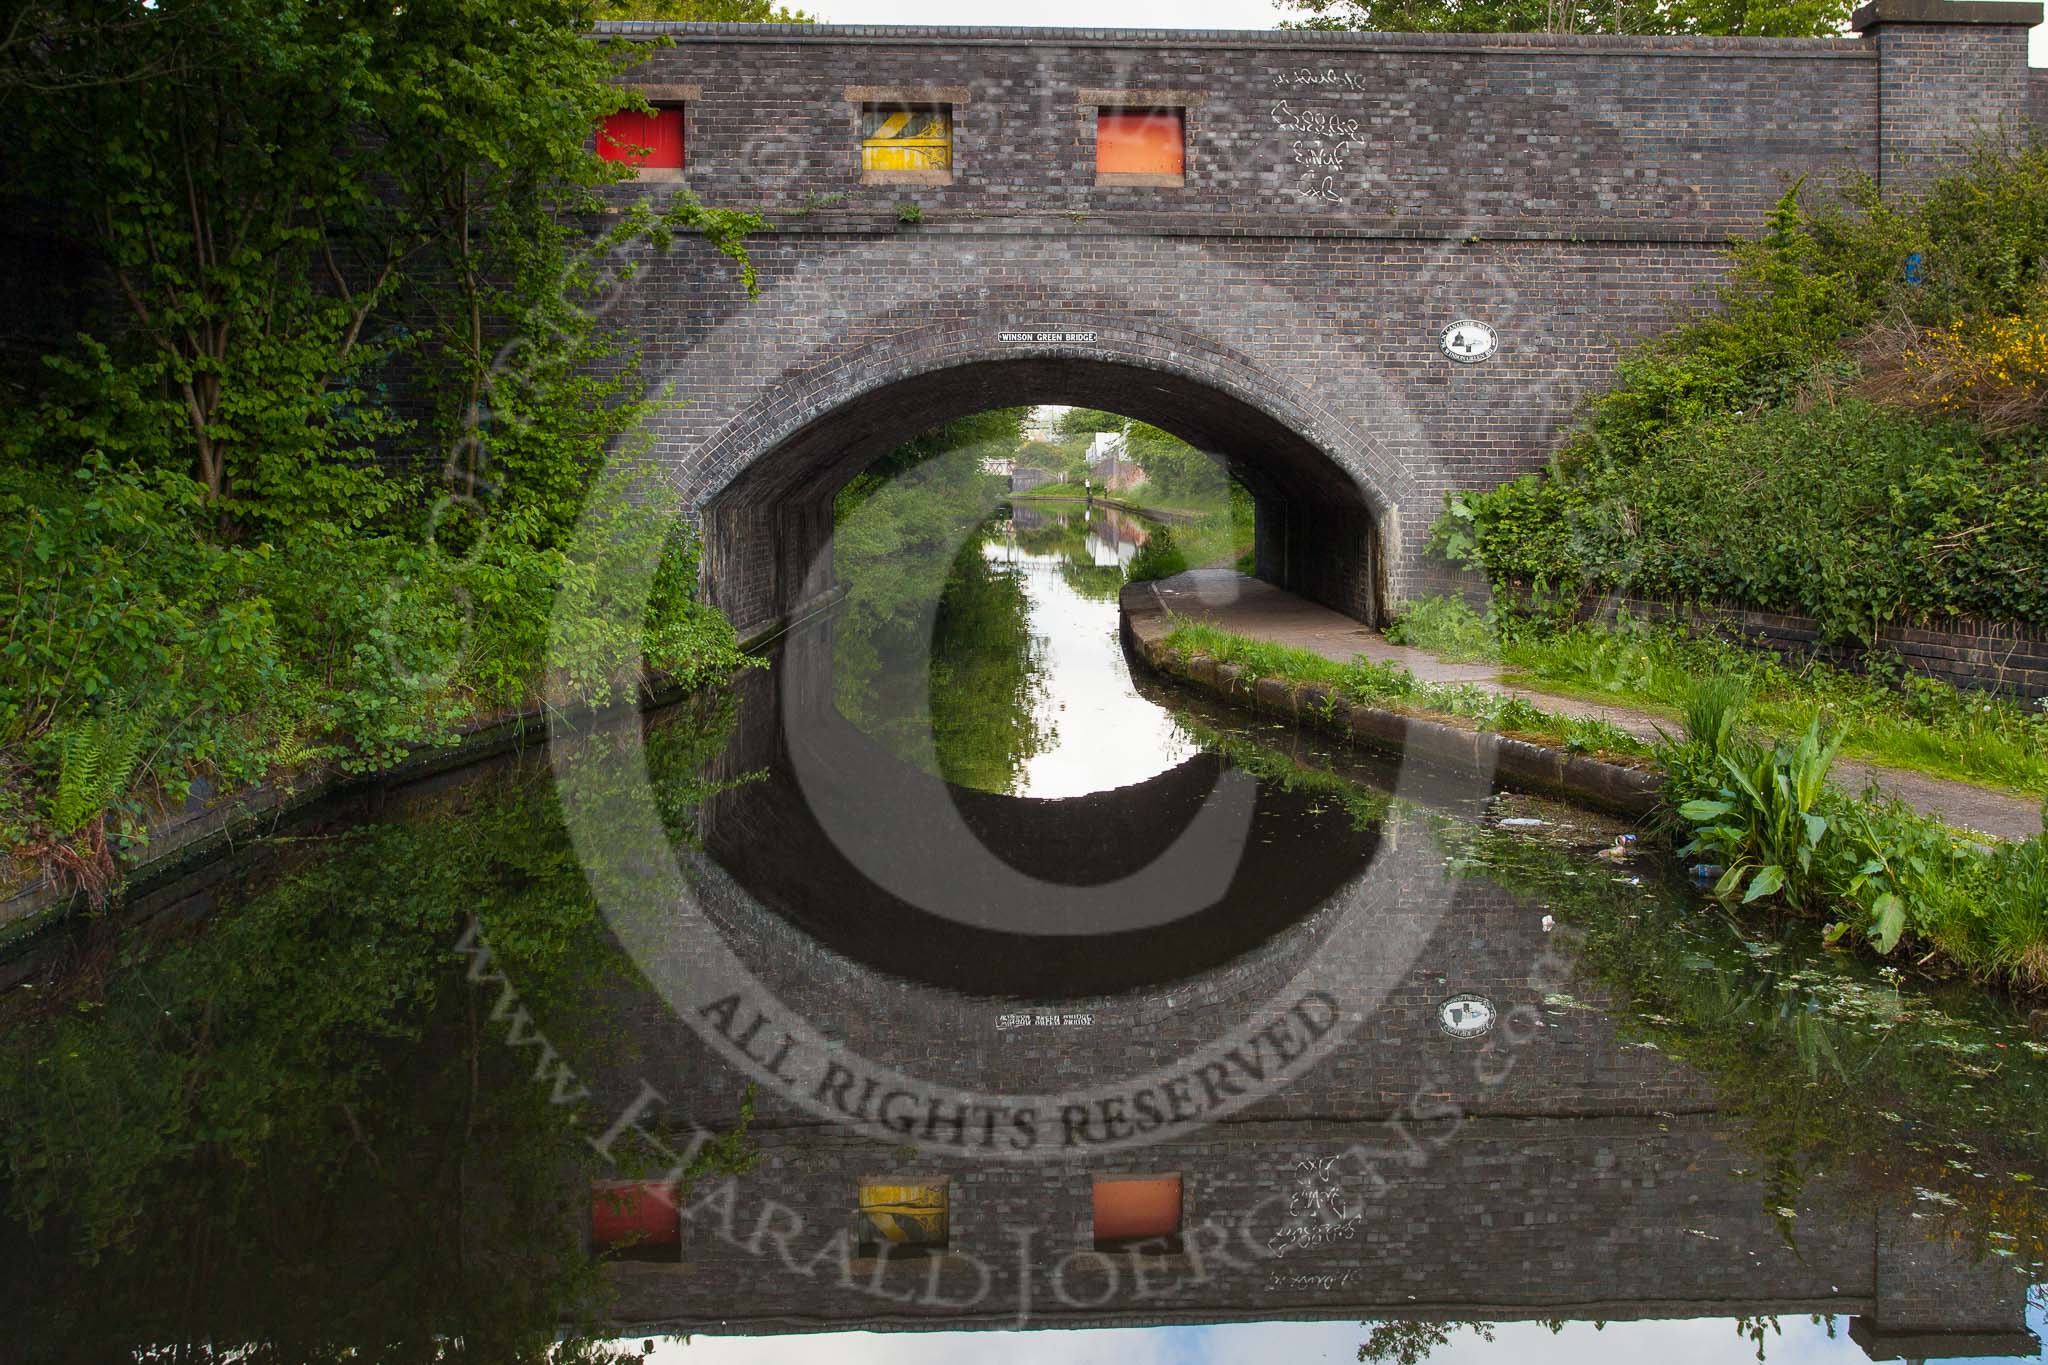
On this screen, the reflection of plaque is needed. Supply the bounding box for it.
[1439,993,1497,1038]
[1440,319,1498,364]
[858,1181,949,1251]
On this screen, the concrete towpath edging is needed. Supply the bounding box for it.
[1119,583,1663,819]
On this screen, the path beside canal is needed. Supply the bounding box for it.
[1136,568,2042,843]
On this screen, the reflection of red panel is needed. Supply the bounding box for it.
[598,107,685,169]
[1093,1176,1182,1244]
[1096,110,1184,176]
[590,1181,680,1251]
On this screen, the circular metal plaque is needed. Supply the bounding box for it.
[1440,319,1498,364]
[1438,993,1497,1039]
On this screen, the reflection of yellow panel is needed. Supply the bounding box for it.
[858,1182,949,1246]
[862,106,952,172]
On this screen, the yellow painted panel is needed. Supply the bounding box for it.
[862,105,952,172]
[858,1182,949,1246]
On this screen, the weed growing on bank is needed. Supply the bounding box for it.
[1,462,749,902]
[1662,681,2048,989]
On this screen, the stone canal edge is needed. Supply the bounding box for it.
[1118,582,1663,821]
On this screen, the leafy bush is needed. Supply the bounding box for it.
[1385,594,1499,660]
[0,462,742,897]
[1126,527,1191,582]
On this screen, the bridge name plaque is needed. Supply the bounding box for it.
[997,330,1099,344]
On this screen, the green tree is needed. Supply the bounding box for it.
[1055,406,1127,438]
[597,0,816,17]
[0,1,764,885]
[1278,0,1854,36]
[6,0,760,535]
[1126,421,1226,498]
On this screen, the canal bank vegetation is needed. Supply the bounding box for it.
[0,699,758,1360]
[1158,618,2048,992]
[1161,622,1651,761]
[1385,595,2048,798]
[1663,682,2048,989]
[0,2,764,904]
[1430,139,2048,643]
[1163,702,2048,1288]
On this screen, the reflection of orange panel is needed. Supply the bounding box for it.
[590,1181,680,1251]
[1096,109,1185,176]
[598,107,685,169]
[1093,1176,1182,1243]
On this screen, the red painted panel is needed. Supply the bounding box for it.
[598,107,685,169]
[1096,109,1184,176]
[590,1180,680,1251]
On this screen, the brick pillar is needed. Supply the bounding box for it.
[1851,0,2043,191]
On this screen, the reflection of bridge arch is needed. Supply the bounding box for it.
[698,614,1383,1000]
[684,310,1402,638]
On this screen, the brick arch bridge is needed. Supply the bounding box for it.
[594,4,2045,638]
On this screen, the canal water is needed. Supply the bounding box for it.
[3,489,2046,1363]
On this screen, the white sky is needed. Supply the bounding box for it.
[812,0,2048,65]
[640,1309,2047,1363]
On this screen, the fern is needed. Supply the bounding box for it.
[49,707,153,837]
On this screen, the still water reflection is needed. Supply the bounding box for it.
[2,491,2045,1363]
[988,505,1195,799]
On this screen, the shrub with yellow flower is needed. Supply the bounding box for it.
[1870,287,2048,434]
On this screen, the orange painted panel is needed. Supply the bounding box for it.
[1093,1176,1182,1243]
[590,1180,680,1251]
[598,107,685,169]
[1096,109,1184,176]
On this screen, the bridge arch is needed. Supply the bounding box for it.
[681,310,1410,638]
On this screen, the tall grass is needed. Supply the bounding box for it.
[1478,611,2048,797]
[1677,674,1750,757]
[1162,621,1650,759]
[1384,595,1498,661]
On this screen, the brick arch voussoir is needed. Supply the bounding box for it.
[680,308,1411,529]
